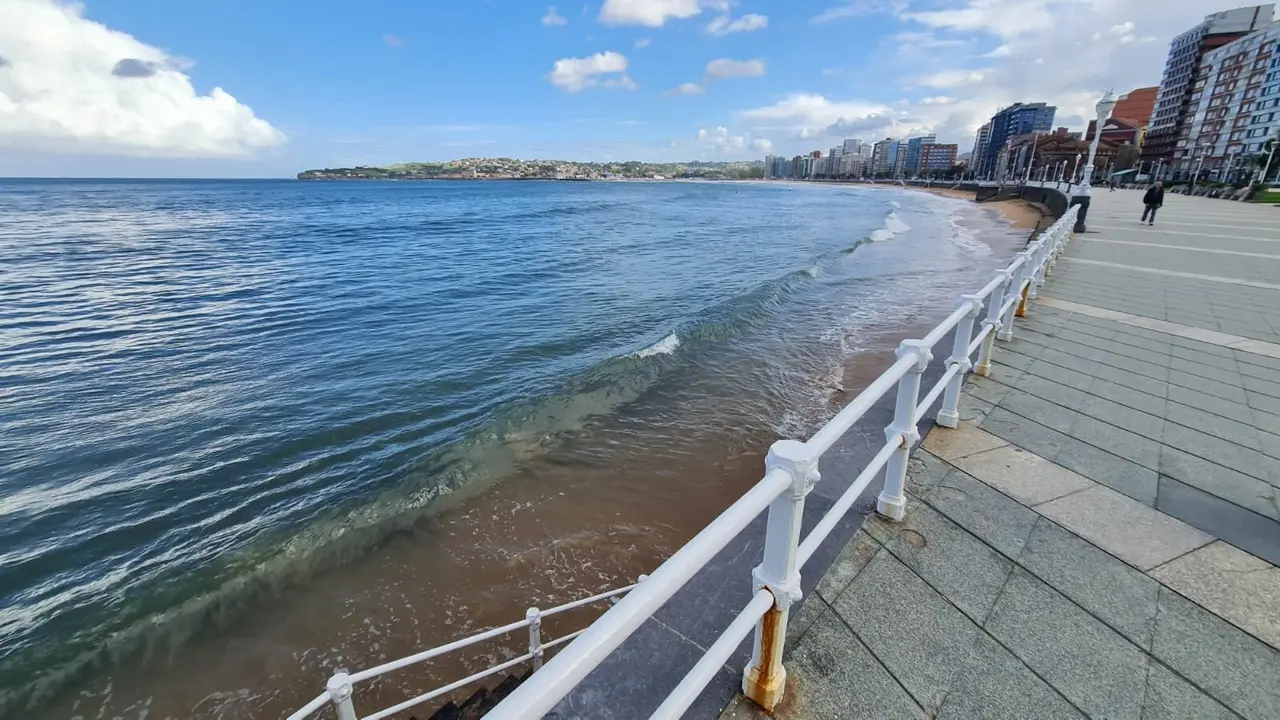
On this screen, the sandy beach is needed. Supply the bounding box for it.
[896,184,1045,230]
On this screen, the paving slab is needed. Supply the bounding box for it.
[985,568,1150,719]
[1140,662,1238,720]
[875,500,1014,625]
[1158,445,1280,523]
[919,422,1008,461]
[1035,485,1213,570]
[813,530,879,605]
[764,609,926,720]
[1150,541,1280,650]
[1151,587,1280,719]
[913,468,1040,559]
[934,632,1083,720]
[1017,518,1160,649]
[951,445,1094,506]
[830,549,979,715]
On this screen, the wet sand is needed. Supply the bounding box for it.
[40,194,1032,720]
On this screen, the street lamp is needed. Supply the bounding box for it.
[1073,90,1117,232]
[1258,129,1279,185]
[1191,145,1210,193]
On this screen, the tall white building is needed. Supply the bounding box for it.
[1178,20,1280,182]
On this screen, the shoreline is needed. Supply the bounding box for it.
[869,183,1045,231]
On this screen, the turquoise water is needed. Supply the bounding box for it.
[0,179,1013,715]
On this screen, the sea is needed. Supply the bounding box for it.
[0,178,1025,718]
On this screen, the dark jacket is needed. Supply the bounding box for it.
[1143,186,1164,206]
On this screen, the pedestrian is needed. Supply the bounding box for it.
[1141,181,1164,226]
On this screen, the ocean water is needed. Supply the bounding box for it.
[0,179,1020,717]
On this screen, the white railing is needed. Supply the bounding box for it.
[289,199,1078,720]
[286,580,643,720]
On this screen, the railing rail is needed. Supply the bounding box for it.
[286,581,641,720]
[288,199,1079,720]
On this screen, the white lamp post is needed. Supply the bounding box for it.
[1258,129,1279,185]
[1072,90,1118,232]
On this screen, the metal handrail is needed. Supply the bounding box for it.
[287,581,640,720]
[289,198,1080,720]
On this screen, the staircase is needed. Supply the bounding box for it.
[415,669,532,720]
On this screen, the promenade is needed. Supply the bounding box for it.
[721,189,1280,719]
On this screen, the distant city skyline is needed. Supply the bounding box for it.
[0,0,1232,177]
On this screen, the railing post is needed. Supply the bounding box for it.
[326,671,358,720]
[975,269,1010,376]
[937,295,981,428]
[743,439,817,713]
[1003,251,1031,335]
[527,607,544,670]
[1031,237,1051,298]
[877,340,932,521]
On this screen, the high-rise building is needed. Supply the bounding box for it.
[871,138,900,175]
[904,135,937,176]
[843,138,862,156]
[1143,4,1275,165]
[981,103,1057,175]
[1111,87,1160,127]
[971,123,992,178]
[764,154,776,178]
[1177,19,1280,182]
[920,143,959,171]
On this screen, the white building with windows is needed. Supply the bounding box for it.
[1179,20,1280,182]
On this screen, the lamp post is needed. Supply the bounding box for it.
[1258,129,1279,185]
[1191,145,1209,194]
[1072,90,1117,232]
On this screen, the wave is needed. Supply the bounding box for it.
[867,206,913,244]
[947,211,992,256]
[632,332,681,358]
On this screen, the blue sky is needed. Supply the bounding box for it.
[0,0,1216,176]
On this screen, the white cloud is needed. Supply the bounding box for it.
[706,13,769,35]
[738,93,910,141]
[666,82,705,96]
[599,0,701,26]
[696,125,771,154]
[0,0,285,158]
[921,96,957,105]
[635,37,651,48]
[383,34,405,47]
[546,51,636,92]
[705,58,766,79]
[912,69,987,89]
[542,6,568,25]
[812,0,905,23]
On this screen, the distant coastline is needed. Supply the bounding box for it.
[296,157,764,181]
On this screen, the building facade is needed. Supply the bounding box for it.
[1111,86,1160,126]
[1143,5,1274,165]
[871,138,900,175]
[1176,20,1280,182]
[920,143,959,172]
[971,123,992,178]
[981,103,1057,178]
[903,135,937,176]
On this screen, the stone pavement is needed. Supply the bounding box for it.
[720,190,1280,719]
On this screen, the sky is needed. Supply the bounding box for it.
[0,0,1237,177]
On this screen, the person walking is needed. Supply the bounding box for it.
[1141,181,1164,225]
